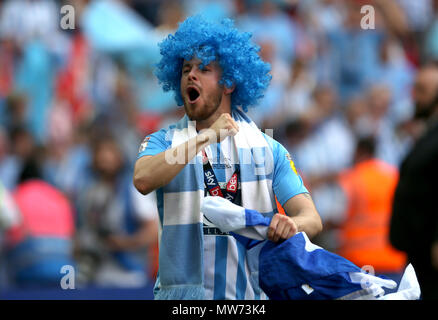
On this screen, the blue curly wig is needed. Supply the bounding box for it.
[154,15,272,112]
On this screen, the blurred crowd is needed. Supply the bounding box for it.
[1,0,438,292]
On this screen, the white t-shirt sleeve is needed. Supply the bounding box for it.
[131,185,158,221]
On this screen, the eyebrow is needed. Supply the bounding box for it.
[181,60,216,73]
[182,60,214,68]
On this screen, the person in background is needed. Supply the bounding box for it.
[390,63,438,299]
[2,155,75,288]
[336,136,406,283]
[75,134,158,288]
[3,93,28,132]
[0,127,36,191]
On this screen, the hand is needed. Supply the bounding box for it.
[202,113,239,143]
[267,214,298,242]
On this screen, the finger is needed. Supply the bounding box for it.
[281,224,291,240]
[274,219,287,242]
[286,228,297,239]
[268,216,279,241]
[218,128,232,141]
[274,226,285,242]
[223,113,232,120]
[228,128,238,136]
[290,218,298,234]
[230,119,239,132]
[276,216,298,241]
[269,214,285,242]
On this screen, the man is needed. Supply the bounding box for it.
[133,16,322,300]
[75,135,158,288]
[390,63,438,299]
[4,157,75,287]
[337,137,405,278]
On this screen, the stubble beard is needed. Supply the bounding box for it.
[184,89,223,122]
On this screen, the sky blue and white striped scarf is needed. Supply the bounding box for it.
[155,108,276,300]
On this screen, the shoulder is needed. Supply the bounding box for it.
[260,132,287,156]
[137,126,174,158]
[149,127,172,143]
[142,122,179,147]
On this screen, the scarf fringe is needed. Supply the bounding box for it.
[154,285,205,300]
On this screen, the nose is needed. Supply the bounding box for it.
[188,67,198,82]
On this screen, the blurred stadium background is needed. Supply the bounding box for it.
[0,0,437,299]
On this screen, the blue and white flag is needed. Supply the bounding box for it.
[201,196,421,300]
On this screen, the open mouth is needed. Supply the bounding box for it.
[187,86,200,104]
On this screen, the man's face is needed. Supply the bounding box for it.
[94,142,122,178]
[413,67,438,120]
[180,57,225,122]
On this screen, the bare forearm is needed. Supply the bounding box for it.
[134,113,239,195]
[289,209,323,239]
[134,133,211,195]
[284,193,323,239]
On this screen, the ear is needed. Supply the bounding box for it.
[224,84,236,95]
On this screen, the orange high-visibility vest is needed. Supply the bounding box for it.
[275,196,286,215]
[337,159,406,273]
